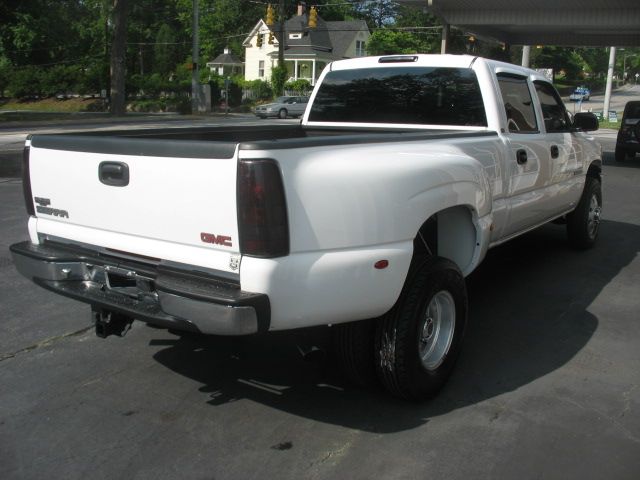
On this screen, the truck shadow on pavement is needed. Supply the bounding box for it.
[151,219,638,433]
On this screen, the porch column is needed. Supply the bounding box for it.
[312,60,316,86]
[294,59,299,80]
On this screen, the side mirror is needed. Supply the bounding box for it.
[574,112,599,131]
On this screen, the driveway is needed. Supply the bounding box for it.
[0,132,639,480]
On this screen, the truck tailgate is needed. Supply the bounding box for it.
[28,135,240,273]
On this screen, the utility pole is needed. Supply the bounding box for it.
[521,45,531,68]
[603,46,616,121]
[278,0,285,68]
[110,0,129,116]
[440,23,450,54]
[191,0,200,113]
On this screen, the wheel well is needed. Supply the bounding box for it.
[414,206,478,272]
[587,161,602,181]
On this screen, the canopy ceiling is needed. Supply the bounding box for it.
[399,0,640,46]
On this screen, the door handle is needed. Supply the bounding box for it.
[550,145,560,159]
[99,161,129,186]
[516,149,528,165]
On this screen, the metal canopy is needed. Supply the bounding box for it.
[399,0,640,46]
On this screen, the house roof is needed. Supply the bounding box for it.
[326,20,369,58]
[208,50,243,66]
[243,13,369,60]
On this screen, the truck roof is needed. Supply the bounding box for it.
[328,54,547,83]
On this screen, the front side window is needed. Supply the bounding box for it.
[308,66,487,126]
[258,60,265,78]
[355,40,366,57]
[497,73,538,133]
[534,81,571,132]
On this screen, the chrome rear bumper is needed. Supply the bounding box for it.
[10,241,269,335]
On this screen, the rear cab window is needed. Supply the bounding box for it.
[308,66,487,127]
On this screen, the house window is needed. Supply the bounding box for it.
[259,60,265,78]
[356,40,366,57]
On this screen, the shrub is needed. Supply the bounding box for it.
[8,66,44,98]
[285,79,311,95]
[245,79,273,100]
[271,65,288,96]
[41,65,81,97]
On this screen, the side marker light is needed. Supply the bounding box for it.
[374,260,389,269]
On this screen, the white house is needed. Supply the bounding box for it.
[243,4,370,86]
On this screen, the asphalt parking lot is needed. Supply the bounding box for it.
[1,132,639,479]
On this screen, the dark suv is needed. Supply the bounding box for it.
[615,101,640,161]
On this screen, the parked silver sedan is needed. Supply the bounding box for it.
[255,96,309,119]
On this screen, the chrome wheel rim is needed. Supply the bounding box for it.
[587,194,601,239]
[418,290,456,370]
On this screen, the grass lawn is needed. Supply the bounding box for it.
[0,97,108,123]
[0,97,104,112]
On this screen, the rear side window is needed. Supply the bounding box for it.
[497,73,538,133]
[308,66,487,126]
[534,81,571,132]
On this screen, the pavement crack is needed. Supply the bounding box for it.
[0,326,93,362]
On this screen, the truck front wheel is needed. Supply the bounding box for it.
[566,176,602,249]
[375,256,467,401]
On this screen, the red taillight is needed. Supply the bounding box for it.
[22,142,35,216]
[237,159,289,258]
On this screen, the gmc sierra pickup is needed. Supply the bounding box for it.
[11,54,602,400]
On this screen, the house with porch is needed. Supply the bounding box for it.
[206,47,244,78]
[243,4,370,86]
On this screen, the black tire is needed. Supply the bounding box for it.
[278,108,287,119]
[331,319,378,389]
[615,147,627,162]
[374,256,467,401]
[566,176,602,249]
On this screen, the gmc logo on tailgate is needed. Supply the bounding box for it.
[201,232,233,247]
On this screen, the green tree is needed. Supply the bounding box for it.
[531,46,583,82]
[176,0,263,64]
[366,30,428,55]
[393,5,441,54]
[352,0,398,29]
[154,24,178,76]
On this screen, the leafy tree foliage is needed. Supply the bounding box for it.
[0,0,628,104]
[366,30,428,55]
[351,0,398,29]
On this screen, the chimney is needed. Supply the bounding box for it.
[224,47,230,54]
[297,2,306,16]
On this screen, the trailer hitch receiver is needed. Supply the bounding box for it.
[93,308,133,338]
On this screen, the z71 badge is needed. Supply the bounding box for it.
[34,197,69,219]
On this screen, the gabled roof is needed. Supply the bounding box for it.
[326,20,369,58]
[208,50,243,66]
[242,20,271,47]
[243,13,369,59]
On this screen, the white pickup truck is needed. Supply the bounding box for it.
[11,54,601,400]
